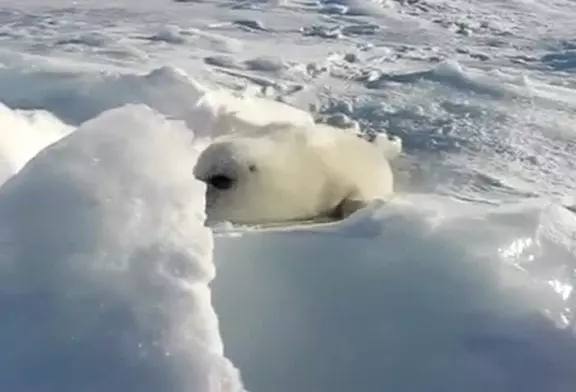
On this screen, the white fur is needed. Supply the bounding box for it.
[194,117,401,225]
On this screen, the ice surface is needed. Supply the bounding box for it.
[0,105,244,392]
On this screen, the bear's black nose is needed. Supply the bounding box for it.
[207,174,234,190]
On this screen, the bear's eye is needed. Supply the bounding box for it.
[248,164,257,173]
[207,174,235,190]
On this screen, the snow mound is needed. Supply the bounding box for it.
[0,104,244,392]
[0,61,314,138]
[212,195,576,392]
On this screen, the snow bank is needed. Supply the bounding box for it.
[0,61,314,138]
[212,195,576,392]
[0,64,210,129]
[0,104,244,392]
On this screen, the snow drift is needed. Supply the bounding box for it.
[0,104,244,392]
[213,196,576,392]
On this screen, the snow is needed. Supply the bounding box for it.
[0,102,73,184]
[212,196,576,392]
[0,104,243,392]
[0,0,575,391]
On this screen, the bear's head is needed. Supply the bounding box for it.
[193,125,337,225]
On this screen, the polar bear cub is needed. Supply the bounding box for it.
[193,116,402,226]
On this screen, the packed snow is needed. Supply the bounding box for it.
[0,104,243,391]
[0,0,575,391]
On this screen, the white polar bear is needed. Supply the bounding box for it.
[193,114,402,226]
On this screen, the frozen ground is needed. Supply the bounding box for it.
[0,0,575,391]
